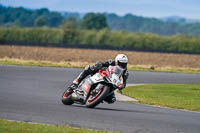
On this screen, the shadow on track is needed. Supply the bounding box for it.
[94,107,161,115]
[70,104,173,116]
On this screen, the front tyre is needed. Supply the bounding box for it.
[61,89,74,105]
[85,85,109,108]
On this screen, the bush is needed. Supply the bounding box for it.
[0,27,64,44]
[0,27,200,54]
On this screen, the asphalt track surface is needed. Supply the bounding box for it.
[0,65,200,133]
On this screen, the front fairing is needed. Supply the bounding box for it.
[90,73,105,83]
[106,66,124,88]
[91,66,124,88]
[106,73,123,88]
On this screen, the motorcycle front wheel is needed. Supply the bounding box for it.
[85,84,109,108]
[61,89,74,105]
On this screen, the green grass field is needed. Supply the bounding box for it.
[123,84,200,112]
[0,119,116,133]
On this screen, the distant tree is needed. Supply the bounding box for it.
[82,13,108,30]
[48,12,64,27]
[34,16,47,27]
[62,17,80,44]
[61,17,79,30]
[35,8,49,15]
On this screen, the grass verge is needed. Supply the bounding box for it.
[0,119,115,133]
[0,58,87,68]
[123,84,200,112]
[0,58,200,74]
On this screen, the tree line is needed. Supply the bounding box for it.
[0,5,107,30]
[105,14,200,35]
[1,4,200,35]
[0,5,63,27]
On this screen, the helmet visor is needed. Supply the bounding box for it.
[118,61,127,69]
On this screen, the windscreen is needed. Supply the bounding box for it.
[113,66,124,77]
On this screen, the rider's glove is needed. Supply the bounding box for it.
[119,86,123,91]
[68,83,78,91]
[118,83,124,90]
[111,97,116,103]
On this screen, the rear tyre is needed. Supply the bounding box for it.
[85,85,109,108]
[61,89,74,105]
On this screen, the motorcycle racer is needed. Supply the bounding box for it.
[68,54,129,104]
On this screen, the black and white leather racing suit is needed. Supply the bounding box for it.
[71,59,129,104]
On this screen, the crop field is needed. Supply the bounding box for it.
[0,45,200,70]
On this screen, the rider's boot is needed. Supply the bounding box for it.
[68,68,90,92]
[104,93,116,104]
[68,83,78,93]
[68,66,94,103]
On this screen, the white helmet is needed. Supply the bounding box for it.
[115,54,128,69]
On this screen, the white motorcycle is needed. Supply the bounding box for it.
[61,65,124,108]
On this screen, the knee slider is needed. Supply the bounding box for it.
[84,65,90,71]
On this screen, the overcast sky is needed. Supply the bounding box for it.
[0,0,199,19]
